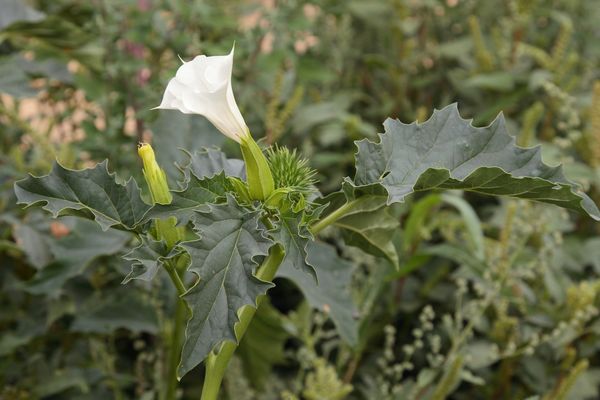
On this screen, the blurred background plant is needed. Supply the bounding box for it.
[1,0,600,399]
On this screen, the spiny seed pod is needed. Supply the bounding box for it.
[267,146,317,196]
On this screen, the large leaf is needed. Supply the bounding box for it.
[278,241,358,346]
[0,0,44,30]
[151,110,224,180]
[14,161,151,231]
[271,210,317,282]
[26,218,130,295]
[349,104,600,220]
[178,196,273,377]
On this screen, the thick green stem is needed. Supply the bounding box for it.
[200,245,285,400]
[165,263,187,297]
[164,262,188,400]
[310,200,358,235]
[166,291,187,400]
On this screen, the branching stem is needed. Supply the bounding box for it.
[198,198,362,398]
[310,200,359,235]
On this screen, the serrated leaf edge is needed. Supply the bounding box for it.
[14,160,150,230]
[350,103,600,220]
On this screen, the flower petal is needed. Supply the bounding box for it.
[155,46,248,142]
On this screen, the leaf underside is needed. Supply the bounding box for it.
[277,241,358,346]
[178,196,273,378]
[184,147,246,181]
[349,103,600,220]
[332,194,400,267]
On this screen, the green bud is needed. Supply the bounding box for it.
[138,143,172,205]
[239,134,275,200]
[138,143,182,248]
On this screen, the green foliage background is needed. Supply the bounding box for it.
[1,0,600,399]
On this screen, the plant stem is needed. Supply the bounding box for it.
[164,261,188,400]
[166,294,187,400]
[310,200,358,235]
[165,262,187,297]
[200,244,285,400]
[430,355,464,400]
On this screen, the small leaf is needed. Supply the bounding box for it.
[0,332,36,357]
[32,368,88,398]
[272,210,317,282]
[0,0,44,30]
[463,72,516,92]
[402,193,442,253]
[14,161,151,231]
[423,243,487,273]
[350,104,600,220]
[122,236,182,284]
[142,172,231,225]
[334,196,399,267]
[315,193,399,266]
[178,196,273,377]
[71,289,159,334]
[441,193,485,260]
[278,241,358,346]
[8,212,53,269]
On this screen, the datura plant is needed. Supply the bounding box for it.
[13,47,600,400]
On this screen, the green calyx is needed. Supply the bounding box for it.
[240,134,275,201]
[138,143,183,248]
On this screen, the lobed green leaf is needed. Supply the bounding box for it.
[14,160,151,231]
[271,210,317,282]
[122,235,183,284]
[349,104,600,220]
[178,196,274,378]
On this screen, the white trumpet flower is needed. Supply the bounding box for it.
[156,47,249,143]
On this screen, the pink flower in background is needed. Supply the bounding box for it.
[122,40,145,59]
[137,0,151,12]
[136,68,152,86]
